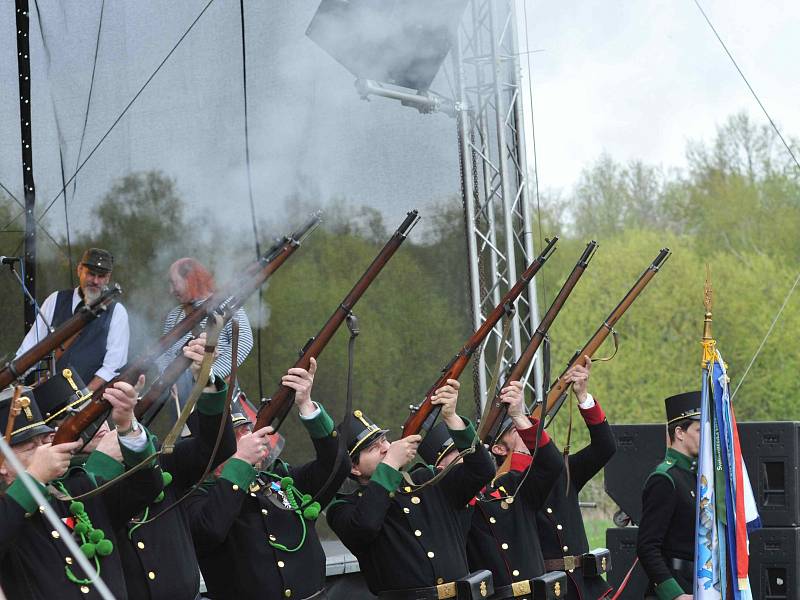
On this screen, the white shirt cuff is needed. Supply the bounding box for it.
[578,393,596,410]
[298,401,322,421]
[117,426,148,452]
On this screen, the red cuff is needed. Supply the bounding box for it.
[579,399,606,425]
[516,418,551,448]
[509,452,533,472]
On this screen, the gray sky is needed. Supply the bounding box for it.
[522,0,800,193]
[1,0,799,247]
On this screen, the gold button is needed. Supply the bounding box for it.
[51,531,60,539]
[80,585,90,594]
[489,517,496,524]
[232,484,239,491]
[148,571,156,580]
[505,497,514,504]
[512,570,520,577]
[262,509,268,515]
[427,551,435,558]
[546,507,553,514]
[414,530,422,537]
[437,578,444,584]
[250,493,257,497]
[285,589,292,597]
[501,543,509,550]
[563,545,569,552]
[278,561,285,568]
[404,486,412,492]
[331,430,338,437]
[403,507,410,514]
[357,492,363,497]
[556,524,563,530]
[269,534,277,542]
[137,541,145,550]
[389,492,395,498]
[65,557,73,565]
[500,501,509,510]
[411,497,421,504]
[39,505,46,513]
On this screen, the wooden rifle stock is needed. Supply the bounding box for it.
[532,247,671,421]
[256,209,421,433]
[54,215,321,444]
[400,237,559,438]
[0,285,122,389]
[478,241,599,444]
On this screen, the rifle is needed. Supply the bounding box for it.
[478,241,599,444]
[533,247,671,422]
[401,237,559,438]
[53,215,321,445]
[0,285,122,389]
[255,209,421,433]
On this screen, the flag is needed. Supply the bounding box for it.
[694,349,761,599]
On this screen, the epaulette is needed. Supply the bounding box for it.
[645,460,675,487]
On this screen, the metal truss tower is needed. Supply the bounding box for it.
[454,0,544,414]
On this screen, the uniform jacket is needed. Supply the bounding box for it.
[468,422,564,588]
[636,447,697,600]
[536,400,616,600]
[327,419,495,595]
[87,384,236,600]
[0,433,162,599]
[186,403,348,600]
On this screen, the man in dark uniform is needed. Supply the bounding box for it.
[536,357,616,600]
[16,247,129,392]
[80,334,237,599]
[636,391,700,600]
[327,379,496,599]
[465,381,567,600]
[186,357,350,600]
[0,380,163,599]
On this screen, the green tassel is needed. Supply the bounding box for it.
[162,471,173,486]
[69,501,84,516]
[302,502,321,521]
[280,476,294,489]
[74,522,89,536]
[154,491,165,503]
[81,542,96,559]
[96,539,114,557]
[89,529,105,544]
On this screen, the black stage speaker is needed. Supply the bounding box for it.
[748,527,800,600]
[738,422,800,527]
[604,424,665,525]
[605,422,800,527]
[307,0,469,91]
[605,527,649,599]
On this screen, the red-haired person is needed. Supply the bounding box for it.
[156,258,253,413]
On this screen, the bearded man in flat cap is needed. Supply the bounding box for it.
[16,247,129,392]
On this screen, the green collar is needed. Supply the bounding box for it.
[665,447,697,473]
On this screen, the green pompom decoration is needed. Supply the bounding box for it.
[302,494,312,505]
[96,539,114,557]
[280,476,294,489]
[69,501,85,516]
[89,529,105,543]
[154,491,165,503]
[161,471,173,486]
[303,502,321,521]
[80,542,96,559]
[73,522,89,536]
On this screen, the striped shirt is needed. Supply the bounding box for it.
[156,302,254,379]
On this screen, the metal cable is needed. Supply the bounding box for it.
[238,0,265,401]
[693,0,800,172]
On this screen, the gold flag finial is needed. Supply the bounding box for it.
[701,264,715,367]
